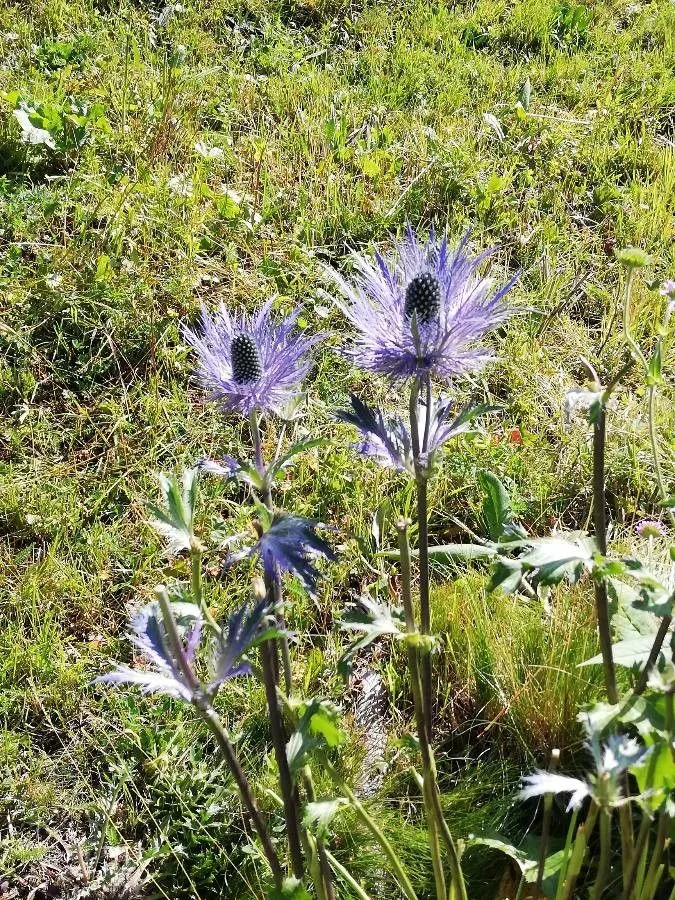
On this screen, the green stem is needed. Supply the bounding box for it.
[399,522,466,900]
[561,802,599,900]
[250,407,293,694]
[325,761,419,900]
[621,814,651,900]
[536,749,561,895]
[408,379,433,743]
[641,812,669,900]
[323,850,373,900]
[260,637,305,879]
[155,587,283,886]
[302,766,335,900]
[555,808,580,900]
[190,546,220,634]
[632,615,672,696]
[648,383,675,530]
[591,809,612,900]
[592,405,618,705]
[622,270,647,371]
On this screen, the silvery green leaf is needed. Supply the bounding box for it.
[13,106,56,148]
[478,470,514,542]
[483,112,505,141]
[302,798,348,838]
[520,77,531,112]
[464,835,536,875]
[579,635,657,669]
[148,469,199,556]
[427,542,499,561]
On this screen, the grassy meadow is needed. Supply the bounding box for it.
[1,0,674,896]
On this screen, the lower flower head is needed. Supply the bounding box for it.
[635,519,667,539]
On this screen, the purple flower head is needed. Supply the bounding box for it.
[659,280,675,299]
[253,514,336,593]
[326,227,517,382]
[94,602,202,702]
[337,394,485,475]
[183,298,322,416]
[635,519,667,540]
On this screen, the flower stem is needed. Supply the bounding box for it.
[408,378,433,742]
[260,635,305,879]
[621,813,651,900]
[592,404,618,705]
[249,407,293,694]
[324,761,419,900]
[303,765,335,900]
[323,849,373,900]
[535,749,561,895]
[155,587,283,886]
[561,802,599,900]
[190,546,220,634]
[398,522,466,900]
[591,809,612,900]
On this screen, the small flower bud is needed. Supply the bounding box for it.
[615,247,651,269]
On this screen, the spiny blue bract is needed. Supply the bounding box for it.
[326,226,517,381]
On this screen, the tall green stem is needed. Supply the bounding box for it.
[260,636,304,878]
[408,378,433,742]
[592,405,618,705]
[591,810,612,899]
[249,408,293,694]
[190,546,220,634]
[324,761,419,900]
[399,522,467,900]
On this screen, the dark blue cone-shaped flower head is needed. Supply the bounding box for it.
[327,227,517,381]
[183,298,322,416]
[253,514,336,593]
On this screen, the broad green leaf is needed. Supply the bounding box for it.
[478,470,513,542]
[338,596,406,676]
[632,741,675,812]
[488,558,523,595]
[286,698,346,774]
[579,635,656,669]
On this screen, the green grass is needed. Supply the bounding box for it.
[1,0,674,896]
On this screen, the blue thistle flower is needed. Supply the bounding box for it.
[183,298,322,416]
[337,394,485,474]
[253,514,335,593]
[326,227,517,382]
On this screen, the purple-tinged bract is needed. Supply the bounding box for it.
[254,515,335,593]
[327,227,517,381]
[208,599,274,690]
[337,394,485,475]
[94,602,202,702]
[184,298,322,416]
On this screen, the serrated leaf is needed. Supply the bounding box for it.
[286,698,346,774]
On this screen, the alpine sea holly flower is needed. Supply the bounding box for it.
[520,734,648,811]
[94,602,202,701]
[253,514,335,593]
[326,227,517,382]
[183,298,322,417]
[95,599,276,700]
[336,394,486,474]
